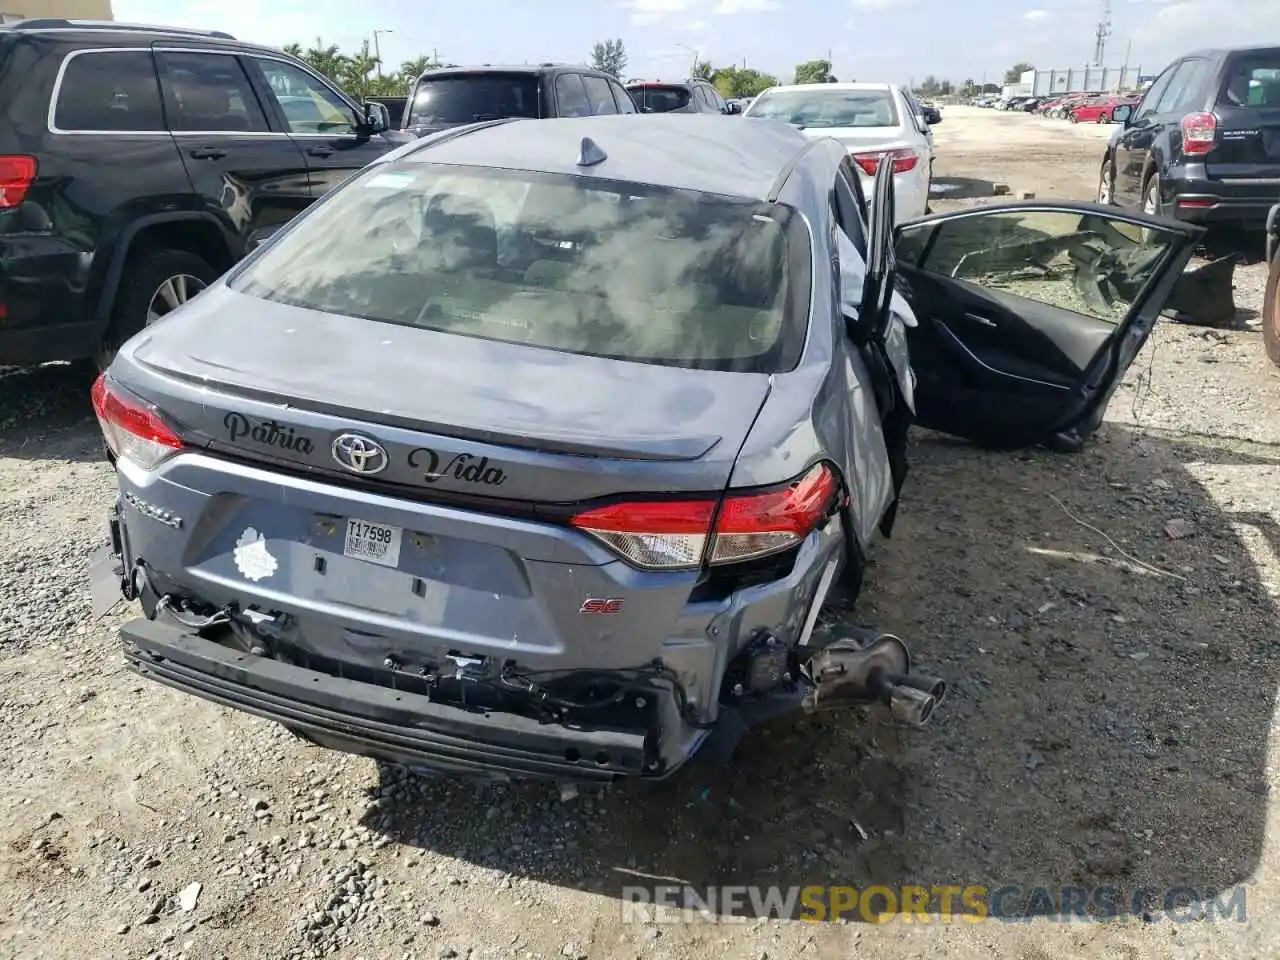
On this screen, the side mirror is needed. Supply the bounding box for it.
[1111,104,1132,125]
[364,101,391,133]
[725,101,741,114]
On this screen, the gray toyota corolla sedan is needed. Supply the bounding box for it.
[91,114,1199,782]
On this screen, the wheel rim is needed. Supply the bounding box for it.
[146,273,206,325]
[1098,164,1114,205]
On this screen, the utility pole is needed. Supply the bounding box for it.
[372,29,392,76]
[1092,0,1111,66]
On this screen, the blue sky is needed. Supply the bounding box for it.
[113,0,1275,87]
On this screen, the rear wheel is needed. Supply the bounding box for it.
[96,248,216,370]
[1097,157,1116,205]
[1142,172,1163,217]
[1264,252,1280,368]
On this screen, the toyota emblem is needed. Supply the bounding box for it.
[331,433,389,475]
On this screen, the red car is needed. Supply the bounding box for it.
[1070,95,1139,123]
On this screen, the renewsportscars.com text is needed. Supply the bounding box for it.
[620,884,1249,923]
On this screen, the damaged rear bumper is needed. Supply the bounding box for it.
[122,617,665,782]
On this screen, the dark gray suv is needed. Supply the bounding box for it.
[402,63,638,137]
[626,78,740,114]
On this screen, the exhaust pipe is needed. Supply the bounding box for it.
[800,628,946,726]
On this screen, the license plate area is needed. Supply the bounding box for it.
[343,517,403,568]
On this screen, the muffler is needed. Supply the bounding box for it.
[799,628,946,727]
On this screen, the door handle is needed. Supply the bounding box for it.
[965,312,998,328]
[307,146,335,158]
[188,147,226,160]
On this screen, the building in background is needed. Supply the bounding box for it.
[1004,65,1145,98]
[0,0,113,22]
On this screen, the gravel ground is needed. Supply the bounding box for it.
[3,107,1280,960]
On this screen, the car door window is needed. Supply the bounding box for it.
[1162,58,1210,113]
[896,208,1178,325]
[582,75,618,115]
[832,159,868,252]
[253,58,358,135]
[52,50,165,132]
[555,73,591,117]
[1134,64,1178,120]
[157,51,269,133]
[1154,59,1205,115]
[610,81,637,113]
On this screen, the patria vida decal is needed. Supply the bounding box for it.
[408,448,507,486]
[224,412,315,454]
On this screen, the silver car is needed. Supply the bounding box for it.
[92,115,1199,782]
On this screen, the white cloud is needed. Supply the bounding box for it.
[850,0,917,8]
[714,0,778,12]
[1023,8,1049,19]
[621,0,692,25]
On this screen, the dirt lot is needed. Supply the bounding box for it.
[3,106,1280,960]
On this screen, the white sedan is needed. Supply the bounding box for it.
[742,82,934,222]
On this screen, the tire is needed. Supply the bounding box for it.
[1096,112,1109,124]
[1264,252,1280,368]
[1142,171,1163,217]
[96,248,217,370]
[1097,156,1116,206]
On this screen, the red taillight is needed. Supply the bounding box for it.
[91,372,184,470]
[851,148,920,177]
[1181,112,1218,156]
[569,464,841,570]
[0,155,36,209]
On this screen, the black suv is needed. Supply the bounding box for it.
[625,79,740,115]
[1099,46,1280,228]
[0,19,406,368]
[401,64,638,136]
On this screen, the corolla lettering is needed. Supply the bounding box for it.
[408,448,507,486]
[224,412,314,454]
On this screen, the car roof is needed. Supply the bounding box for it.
[1180,46,1280,60]
[419,63,608,78]
[763,82,898,94]
[0,18,244,45]
[397,114,814,202]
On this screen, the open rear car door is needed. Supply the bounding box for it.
[888,202,1203,450]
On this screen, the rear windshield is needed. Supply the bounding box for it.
[405,73,540,125]
[230,163,811,373]
[746,88,900,128]
[1219,53,1280,107]
[628,85,691,112]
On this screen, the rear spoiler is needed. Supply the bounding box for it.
[1268,203,1280,265]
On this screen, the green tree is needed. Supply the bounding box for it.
[711,65,777,98]
[590,38,628,78]
[283,40,446,100]
[918,75,942,96]
[302,39,348,82]
[793,59,836,84]
[401,55,438,80]
[1004,62,1034,84]
[692,60,715,80]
